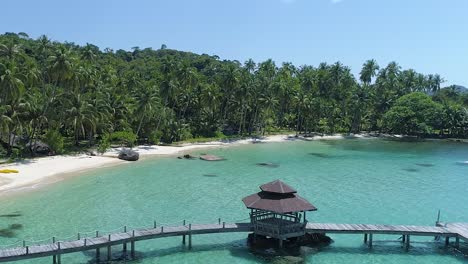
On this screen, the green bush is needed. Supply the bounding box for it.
[97,134,111,154]
[148,131,163,144]
[44,130,64,154]
[109,131,137,147]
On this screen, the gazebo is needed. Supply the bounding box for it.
[242,180,317,248]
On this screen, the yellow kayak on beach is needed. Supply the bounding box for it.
[0,169,19,174]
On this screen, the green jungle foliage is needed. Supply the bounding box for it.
[0,32,467,157]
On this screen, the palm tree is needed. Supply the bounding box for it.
[0,63,25,103]
[64,92,98,145]
[0,43,22,62]
[359,59,379,85]
[134,85,160,137]
[48,46,74,85]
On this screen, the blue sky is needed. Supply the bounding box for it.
[1,0,467,86]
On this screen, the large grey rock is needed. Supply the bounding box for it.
[28,141,53,155]
[118,149,139,161]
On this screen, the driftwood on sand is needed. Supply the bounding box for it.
[200,154,225,161]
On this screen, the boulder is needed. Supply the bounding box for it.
[200,154,225,161]
[28,141,54,155]
[118,149,139,161]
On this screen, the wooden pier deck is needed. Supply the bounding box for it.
[0,221,466,263]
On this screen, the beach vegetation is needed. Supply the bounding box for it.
[0,32,467,158]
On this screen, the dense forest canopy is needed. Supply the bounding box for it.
[0,32,467,157]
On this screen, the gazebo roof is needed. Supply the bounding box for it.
[242,180,317,214]
[260,180,296,194]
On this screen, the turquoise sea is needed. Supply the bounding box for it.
[0,139,467,263]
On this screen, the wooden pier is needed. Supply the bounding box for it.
[0,221,466,263]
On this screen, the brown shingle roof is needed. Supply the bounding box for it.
[242,180,317,214]
[260,180,296,194]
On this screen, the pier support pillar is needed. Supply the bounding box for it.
[122,242,127,258]
[455,236,460,249]
[52,255,57,264]
[368,234,373,248]
[405,235,410,251]
[278,239,283,249]
[445,237,450,246]
[96,248,100,263]
[182,235,186,245]
[131,241,135,259]
[402,235,406,243]
[57,255,61,264]
[107,245,111,261]
[188,224,192,250]
[364,234,368,244]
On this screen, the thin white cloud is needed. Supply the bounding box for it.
[331,0,344,3]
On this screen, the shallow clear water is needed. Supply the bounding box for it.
[0,139,468,263]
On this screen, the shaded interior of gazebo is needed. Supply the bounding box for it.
[242,180,317,246]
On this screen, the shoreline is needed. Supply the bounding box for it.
[0,133,466,195]
[0,134,294,194]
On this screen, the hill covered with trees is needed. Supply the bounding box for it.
[0,32,467,157]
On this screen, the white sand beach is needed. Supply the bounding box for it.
[0,135,294,193]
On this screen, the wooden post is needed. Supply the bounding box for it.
[182,220,186,245]
[445,236,450,246]
[364,233,368,243]
[405,235,410,250]
[402,235,406,243]
[123,242,127,258]
[57,254,61,264]
[278,239,283,249]
[455,236,460,249]
[154,220,157,228]
[77,233,80,240]
[25,246,29,254]
[96,248,100,263]
[218,218,221,225]
[188,224,192,250]
[53,255,57,264]
[131,241,135,259]
[107,245,111,261]
[368,234,373,248]
[223,222,225,229]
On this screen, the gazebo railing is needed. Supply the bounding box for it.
[253,219,307,238]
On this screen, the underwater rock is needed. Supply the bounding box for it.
[403,168,419,172]
[415,163,435,167]
[256,162,280,168]
[178,154,197,160]
[247,233,331,257]
[308,153,331,158]
[202,174,218,177]
[272,256,304,264]
[0,212,21,218]
[9,224,22,230]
